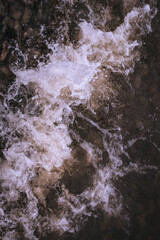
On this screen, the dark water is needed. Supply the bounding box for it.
[0,1,160,239]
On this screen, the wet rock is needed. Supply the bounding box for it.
[46,184,62,213]
[68,22,82,44]
[8,26,51,68]
[37,202,46,217]
[23,27,36,41]
[70,116,104,150]
[7,84,28,113]
[24,98,44,116]
[8,47,25,69]
[101,150,110,166]
[122,0,141,16]
[17,192,27,208]
[22,31,51,68]
[0,136,6,151]
[2,15,22,48]
[0,65,16,93]
[0,150,5,161]
[125,139,160,166]
[62,213,127,240]
[104,0,124,31]
[112,70,152,142]
[8,0,25,21]
[14,222,28,240]
[48,0,58,10]
[40,231,61,240]
[0,0,5,17]
[0,0,90,68]
[0,135,6,161]
[88,0,107,8]
[0,40,9,62]
[62,145,95,194]
[7,83,43,116]
[0,134,8,161]
[95,102,114,129]
[71,104,97,123]
[0,0,56,56]
[72,1,90,22]
[38,0,50,24]
[26,48,41,68]
[4,197,25,214]
[22,6,32,25]
[68,1,90,43]
[116,172,160,240]
[108,0,124,18]
[63,165,95,195]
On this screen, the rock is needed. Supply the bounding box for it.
[116,172,160,240]
[0,40,9,62]
[23,27,36,40]
[0,0,5,17]
[7,84,28,113]
[26,48,41,68]
[2,16,22,49]
[38,0,49,24]
[68,22,82,44]
[63,165,95,195]
[100,150,110,166]
[0,135,6,151]
[71,104,97,123]
[105,0,124,31]
[88,0,107,8]
[17,192,27,208]
[70,116,104,150]
[123,0,141,15]
[60,213,127,240]
[46,184,62,213]
[22,6,32,25]
[72,1,90,22]
[48,0,58,10]
[8,0,25,21]
[62,145,95,194]
[37,202,46,217]
[6,83,44,116]
[0,65,16,93]
[40,231,61,240]
[0,135,6,161]
[95,102,114,129]
[125,139,160,166]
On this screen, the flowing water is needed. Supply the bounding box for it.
[0,1,159,239]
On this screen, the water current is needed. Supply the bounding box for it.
[0,1,159,239]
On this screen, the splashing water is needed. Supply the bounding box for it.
[0,2,157,239]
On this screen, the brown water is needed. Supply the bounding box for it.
[0,1,160,239]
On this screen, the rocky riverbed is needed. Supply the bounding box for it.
[0,1,160,240]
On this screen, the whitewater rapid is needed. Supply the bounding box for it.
[0,2,157,239]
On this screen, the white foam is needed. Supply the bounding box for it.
[79,4,156,74]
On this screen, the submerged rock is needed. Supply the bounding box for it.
[126,139,160,166]
[116,171,160,240]
[46,184,62,213]
[0,65,16,93]
[62,145,95,194]
[0,0,5,17]
[0,41,9,62]
[70,114,104,150]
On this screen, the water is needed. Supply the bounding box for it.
[0,1,158,239]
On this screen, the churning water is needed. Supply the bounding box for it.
[0,1,158,239]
